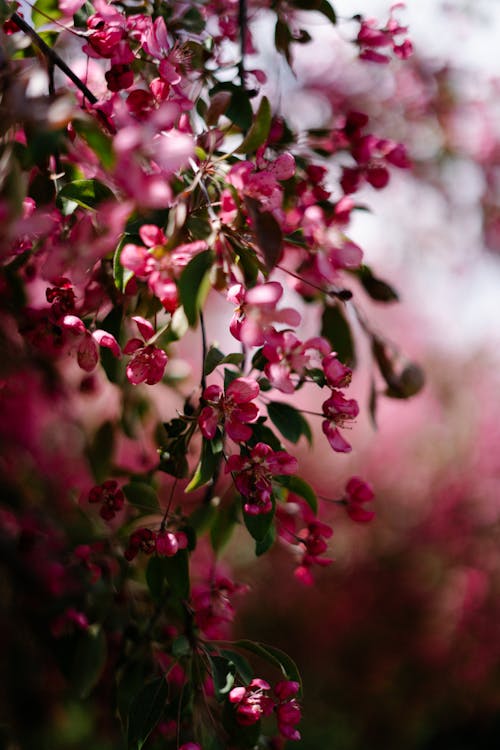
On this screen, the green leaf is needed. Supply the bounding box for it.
[244,197,283,271]
[86,421,114,483]
[172,635,191,658]
[113,238,134,293]
[123,482,160,514]
[145,555,168,601]
[219,650,254,685]
[290,0,336,24]
[163,548,190,600]
[117,661,147,730]
[321,303,356,367]
[357,265,399,302]
[178,250,214,327]
[186,439,218,493]
[73,119,115,169]
[233,640,302,693]
[275,18,293,64]
[32,0,61,27]
[226,88,254,132]
[248,420,283,451]
[210,502,238,554]
[207,655,235,702]
[188,503,217,534]
[203,346,224,375]
[243,497,275,542]
[369,376,378,429]
[255,524,276,556]
[58,179,114,211]
[71,625,107,699]
[279,475,318,514]
[127,677,168,750]
[267,401,310,444]
[236,96,272,155]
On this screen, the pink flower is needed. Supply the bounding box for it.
[61,315,121,373]
[344,476,375,522]
[88,480,125,521]
[229,679,274,726]
[226,442,298,515]
[228,282,301,347]
[294,520,333,586]
[192,574,249,639]
[124,527,157,561]
[262,331,330,394]
[323,353,353,389]
[123,316,168,385]
[321,390,359,453]
[199,377,259,442]
[274,681,302,741]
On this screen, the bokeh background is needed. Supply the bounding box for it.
[227,2,500,747]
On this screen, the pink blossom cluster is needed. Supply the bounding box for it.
[229,678,302,741]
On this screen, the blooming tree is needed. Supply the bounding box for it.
[0,1,422,748]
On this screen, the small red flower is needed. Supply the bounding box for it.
[344,476,375,522]
[199,377,259,442]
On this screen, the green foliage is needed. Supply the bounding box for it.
[267,401,312,444]
[321,303,356,367]
[178,250,214,327]
[127,677,168,750]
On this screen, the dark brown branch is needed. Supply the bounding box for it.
[11,12,115,133]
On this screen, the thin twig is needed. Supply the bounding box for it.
[11,12,115,133]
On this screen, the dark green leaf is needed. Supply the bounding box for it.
[117,661,147,730]
[290,0,336,24]
[186,439,218,492]
[226,88,253,132]
[123,482,160,514]
[243,497,275,542]
[172,635,191,658]
[267,401,310,444]
[178,250,214,327]
[127,677,168,750]
[255,524,276,556]
[210,502,238,554]
[113,238,134,293]
[248,420,283,451]
[145,555,168,601]
[163,548,190,600]
[86,420,114,483]
[207,655,235,702]
[219,650,253,684]
[233,640,302,692]
[236,96,272,155]
[224,367,240,390]
[188,503,217,533]
[204,346,225,375]
[58,179,114,211]
[278,475,318,514]
[71,625,107,699]
[275,18,293,64]
[321,304,356,367]
[358,265,399,302]
[244,197,283,271]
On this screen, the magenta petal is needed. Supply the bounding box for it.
[77,334,99,372]
[92,329,121,357]
[227,377,259,403]
[322,422,352,453]
[199,406,218,439]
[132,315,155,341]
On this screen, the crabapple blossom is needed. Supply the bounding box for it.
[88,480,125,521]
[228,282,301,347]
[322,390,360,453]
[123,316,168,385]
[344,476,375,523]
[274,680,302,741]
[226,443,298,515]
[198,377,260,442]
[229,679,274,726]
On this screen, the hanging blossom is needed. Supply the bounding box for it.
[226,442,298,515]
[294,518,334,586]
[123,315,168,385]
[61,314,121,372]
[192,573,249,639]
[88,480,125,521]
[228,282,301,347]
[199,377,260,442]
[229,679,274,726]
[261,331,330,394]
[274,680,302,742]
[320,353,359,453]
[356,2,413,64]
[344,476,375,522]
